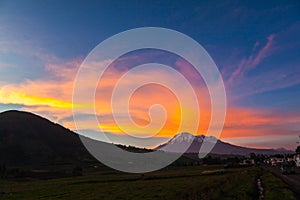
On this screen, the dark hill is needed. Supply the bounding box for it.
[0,110,94,167]
[0,110,152,169]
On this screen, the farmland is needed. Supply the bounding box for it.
[0,165,296,200]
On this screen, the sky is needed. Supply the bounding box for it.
[0,0,300,150]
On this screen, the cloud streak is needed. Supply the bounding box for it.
[228,34,276,84]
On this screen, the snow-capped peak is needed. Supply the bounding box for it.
[169,132,195,144]
[167,132,218,144]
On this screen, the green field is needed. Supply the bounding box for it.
[261,170,296,200]
[0,166,296,200]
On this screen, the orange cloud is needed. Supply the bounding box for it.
[220,106,300,139]
[92,59,213,138]
[0,59,82,122]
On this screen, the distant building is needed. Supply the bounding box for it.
[294,154,300,167]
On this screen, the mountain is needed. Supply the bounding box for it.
[0,110,293,168]
[0,110,95,167]
[156,132,294,156]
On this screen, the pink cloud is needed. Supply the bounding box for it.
[44,58,82,81]
[228,34,276,84]
[252,34,275,66]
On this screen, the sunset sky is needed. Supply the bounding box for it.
[0,1,300,150]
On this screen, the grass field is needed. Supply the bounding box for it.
[261,170,296,200]
[0,165,296,200]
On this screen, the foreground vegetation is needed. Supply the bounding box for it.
[0,165,296,200]
[261,170,296,200]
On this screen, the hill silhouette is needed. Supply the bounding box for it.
[0,110,152,169]
[0,110,94,167]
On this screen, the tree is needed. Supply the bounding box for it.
[296,146,300,154]
[250,152,256,159]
